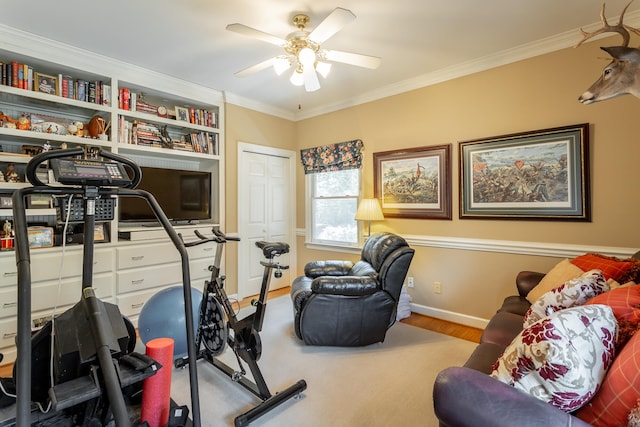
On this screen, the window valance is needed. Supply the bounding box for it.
[300,139,364,174]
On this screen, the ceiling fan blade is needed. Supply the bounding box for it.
[226,23,287,46]
[308,7,356,44]
[234,57,277,77]
[324,49,381,69]
[302,66,321,92]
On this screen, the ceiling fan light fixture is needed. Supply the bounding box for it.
[290,69,304,86]
[298,47,316,67]
[273,56,291,75]
[227,8,381,92]
[316,61,331,78]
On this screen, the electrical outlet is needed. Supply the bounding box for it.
[407,277,414,288]
[433,281,442,294]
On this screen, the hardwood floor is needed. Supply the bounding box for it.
[401,313,483,343]
[0,286,482,378]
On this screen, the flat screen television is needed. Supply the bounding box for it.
[119,166,212,224]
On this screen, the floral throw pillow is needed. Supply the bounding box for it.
[522,270,609,328]
[523,269,609,329]
[491,304,617,413]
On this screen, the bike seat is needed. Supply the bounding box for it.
[255,241,289,258]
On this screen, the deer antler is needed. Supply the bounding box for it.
[575,2,633,47]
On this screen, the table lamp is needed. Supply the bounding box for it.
[355,198,384,237]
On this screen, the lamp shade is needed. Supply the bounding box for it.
[355,198,384,237]
[355,198,384,221]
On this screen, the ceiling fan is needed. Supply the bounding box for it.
[226,7,381,92]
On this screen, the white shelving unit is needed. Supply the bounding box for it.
[0,30,225,364]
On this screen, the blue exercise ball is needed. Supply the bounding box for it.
[138,286,202,357]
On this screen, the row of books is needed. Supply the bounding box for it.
[61,77,111,105]
[119,117,218,154]
[183,132,218,155]
[185,107,218,129]
[118,87,218,128]
[0,59,110,105]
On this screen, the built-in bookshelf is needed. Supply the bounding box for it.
[0,25,226,364]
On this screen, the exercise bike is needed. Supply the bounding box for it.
[174,228,307,427]
[5,148,202,426]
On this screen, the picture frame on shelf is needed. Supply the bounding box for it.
[34,72,58,96]
[373,144,452,219]
[175,106,189,122]
[27,226,54,249]
[94,223,109,243]
[0,196,11,209]
[459,123,590,221]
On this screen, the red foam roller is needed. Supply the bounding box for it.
[141,338,174,427]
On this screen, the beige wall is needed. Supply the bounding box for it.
[223,104,297,294]
[227,38,640,322]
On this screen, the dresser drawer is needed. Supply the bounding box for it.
[117,242,179,269]
[0,317,18,350]
[0,248,113,288]
[187,242,217,260]
[0,306,76,349]
[116,256,212,294]
[191,258,213,281]
[116,286,171,318]
[117,263,182,293]
[0,273,113,319]
[0,268,17,289]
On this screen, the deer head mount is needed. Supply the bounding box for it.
[577,2,640,104]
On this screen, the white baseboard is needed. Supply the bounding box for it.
[410,302,489,330]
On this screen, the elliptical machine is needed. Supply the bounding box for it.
[174,228,307,427]
[8,148,202,426]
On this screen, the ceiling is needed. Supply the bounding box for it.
[1,0,640,120]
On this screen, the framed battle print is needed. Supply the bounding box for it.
[374,144,451,219]
[459,123,590,221]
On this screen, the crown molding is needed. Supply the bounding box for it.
[224,92,296,121]
[293,10,640,121]
[3,8,640,122]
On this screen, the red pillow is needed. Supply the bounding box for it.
[571,253,640,283]
[586,285,640,348]
[586,286,640,322]
[576,331,640,426]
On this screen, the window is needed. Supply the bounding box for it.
[307,168,360,245]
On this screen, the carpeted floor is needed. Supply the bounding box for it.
[168,296,476,427]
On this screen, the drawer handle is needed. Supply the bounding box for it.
[3,271,17,277]
[3,332,16,339]
[3,302,17,308]
[131,256,145,261]
[131,302,144,309]
[203,247,213,252]
[131,279,144,285]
